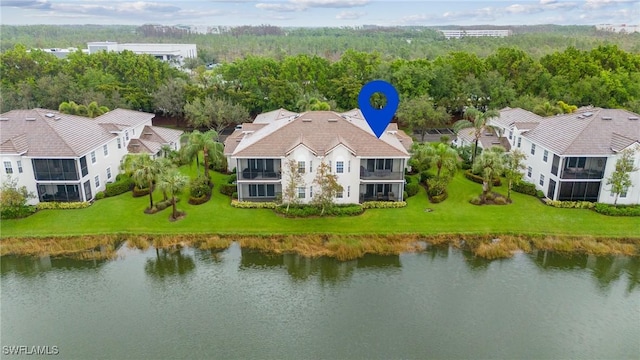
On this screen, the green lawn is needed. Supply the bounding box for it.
[1,169,638,238]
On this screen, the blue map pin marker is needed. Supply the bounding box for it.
[358,80,399,138]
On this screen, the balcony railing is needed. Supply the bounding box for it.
[240,168,282,180]
[360,169,404,180]
[560,168,604,180]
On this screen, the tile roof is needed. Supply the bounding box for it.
[0,108,152,157]
[525,108,640,155]
[139,125,183,145]
[253,108,299,124]
[127,138,161,155]
[95,108,155,127]
[226,110,411,158]
[491,107,543,128]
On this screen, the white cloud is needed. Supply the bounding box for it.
[255,2,303,12]
[256,0,369,13]
[336,10,365,19]
[584,0,638,9]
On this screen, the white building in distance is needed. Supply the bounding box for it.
[439,29,512,39]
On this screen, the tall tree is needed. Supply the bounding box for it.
[503,149,527,201]
[396,95,450,142]
[473,146,506,203]
[184,96,249,133]
[453,107,500,165]
[180,130,222,181]
[312,162,343,215]
[606,148,639,205]
[425,142,459,180]
[153,78,187,119]
[121,154,162,210]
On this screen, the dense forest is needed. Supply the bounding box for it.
[1,25,639,131]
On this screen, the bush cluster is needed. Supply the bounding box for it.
[274,204,364,217]
[190,175,212,198]
[464,170,501,186]
[405,183,420,197]
[155,199,175,211]
[426,178,447,197]
[219,183,237,196]
[132,186,150,198]
[362,201,407,209]
[1,206,36,219]
[105,178,133,197]
[188,194,210,205]
[543,199,595,209]
[593,203,640,216]
[512,180,537,196]
[227,174,237,184]
[230,200,278,209]
[430,192,448,203]
[36,202,91,210]
[95,191,106,200]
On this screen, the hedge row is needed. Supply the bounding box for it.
[274,204,364,217]
[594,203,640,216]
[36,202,91,210]
[429,192,448,204]
[219,183,237,196]
[132,186,150,198]
[362,201,407,209]
[512,180,537,196]
[0,206,36,219]
[230,200,278,209]
[543,199,595,209]
[464,170,501,186]
[105,178,132,197]
[405,183,420,197]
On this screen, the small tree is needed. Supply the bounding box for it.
[157,168,189,220]
[282,159,305,212]
[453,107,500,166]
[0,176,35,219]
[606,148,639,205]
[121,154,162,211]
[426,142,459,181]
[312,162,343,215]
[473,146,506,203]
[503,149,527,200]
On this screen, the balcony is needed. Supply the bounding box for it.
[359,159,405,181]
[560,157,606,180]
[237,159,282,181]
[359,169,404,181]
[240,168,282,180]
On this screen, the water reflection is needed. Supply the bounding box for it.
[239,249,401,284]
[144,247,195,280]
[532,250,640,294]
[0,255,107,277]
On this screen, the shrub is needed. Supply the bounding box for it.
[403,191,408,200]
[426,178,447,197]
[189,194,211,205]
[543,199,595,209]
[219,183,237,196]
[494,196,508,205]
[405,176,414,184]
[469,196,483,205]
[190,175,212,198]
[227,174,237,184]
[362,201,407,209]
[231,200,278,209]
[95,191,106,200]
[429,192,448,203]
[512,180,537,196]
[536,190,545,198]
[325,204,364,216]
[594,203,640,216]
[132,186,150,197]
[231,192,238,199]
[105,178,132,197]
[274,203,363,217]
[419,171,433,183]
[36,202,90,210]
[405,183,420,197]
[464,170,501,186]
[1,206,36,219]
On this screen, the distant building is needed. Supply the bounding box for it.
[439,29,512,39]
[87,42,197,63]
[595,24,640,33]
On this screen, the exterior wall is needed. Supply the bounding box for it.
[519,136,554,197]
[323,145,360,204]
[1,154,38,205]
[599,144,640,205]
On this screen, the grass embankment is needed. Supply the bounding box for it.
[1,169,639,260]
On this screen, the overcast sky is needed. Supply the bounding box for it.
[1,0,638,27]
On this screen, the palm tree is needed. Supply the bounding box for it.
[473,146,506,203]
[121,154,162,210]
[180,130,222,181]
[503,149,526,201]
[533,101,561,116]
[157,168,189,220]
[453,107,500,166]
[426,142,459,180]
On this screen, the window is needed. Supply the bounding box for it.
[248,184,275,197]
[309,160,313,173]
[117,138,122,149]
[80,156,88,177]
[508,130,513,140]
[543,150,548,162]
[106,167,112,180]
[94,175,100,188]
[347,185,351,197]
[132,129,135,135]
[91,151,96,164]
[621,187,628,198]
[298,161,305,174]
[539,174,545,186]
[4,161,13,174]
[531,143,536,155]
[517,137,521,148]
[83,180,92,201]
[329,161,332,172]
[298,187,305,199]
[527,166,532,178]
[17,160,23,173]
[336,191,343,198]
[348,160,351,172]
[32,159,79,180]
[336,161,344,173]
[310,186,313,198]
[125,131,129,140]
[103,144,109,156]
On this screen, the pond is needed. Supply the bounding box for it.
[1,243,638,359]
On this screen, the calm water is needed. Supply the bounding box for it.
[1,243,639,359]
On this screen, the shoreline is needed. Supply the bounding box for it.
[1,232,638,261]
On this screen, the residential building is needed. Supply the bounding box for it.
[224,109,412,203]
[1,108,182,205]
[489,107,640,204]
[439,29,512,39]
[87,42,197,63]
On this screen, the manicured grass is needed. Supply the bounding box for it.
[1,170,639,238]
